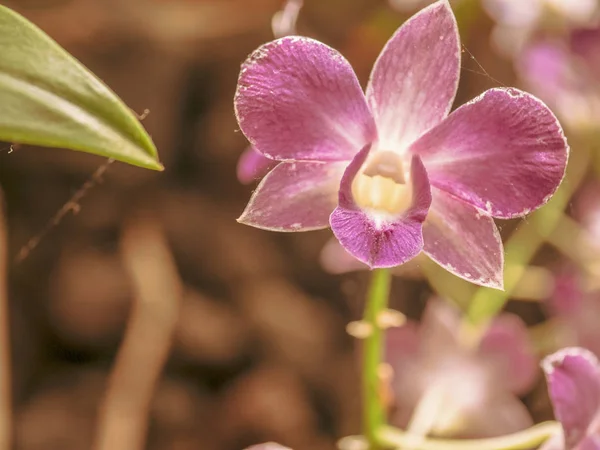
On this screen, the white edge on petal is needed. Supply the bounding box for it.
[426,87,570,218]
[233,36,364,162]
[490,88,570,218]
[542,347,600,376]
[365,0,461,127]
[237,212,331,233]
[237,161,336,232]
[233,36,307,160]
[424,208,505,290]
[525,91,570,215]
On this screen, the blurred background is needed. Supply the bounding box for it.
[0,0,600,449]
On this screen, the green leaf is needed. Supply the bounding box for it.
[0,5,162,170]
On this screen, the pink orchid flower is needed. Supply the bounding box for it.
[517,27,600,131]
[235,0,568,289]
[385,300,537,438]
[483,0,598,57]
[541,347,600,449]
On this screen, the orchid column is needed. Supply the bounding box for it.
[233,0,568,448]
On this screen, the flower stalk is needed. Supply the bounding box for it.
[363,268,392,448]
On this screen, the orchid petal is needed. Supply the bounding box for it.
[549,267,584,316]
[480,314,538,395]
[385,322,420,367]
[235,36,376,162]
[366,0,460,150]
[330,147,431,268]
[571,28,600,70]
[410,88,568,219]
[517,42,571,103]
[580,437,600,450]
[237,146,277,184]
[482,0,542,27]
[418,299,463,358]
[320,238,424,275]
[458,392,534,438]
[423,189,504,289]
[238,161,346,231]
[543,347,600,449]
[385,323,422,428]
[320,237,368,274]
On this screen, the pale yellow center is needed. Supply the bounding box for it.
[351,150,412,215]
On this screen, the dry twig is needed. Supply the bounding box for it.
[93,215,182,450]
[16,158,114,263]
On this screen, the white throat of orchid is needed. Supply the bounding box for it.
[351,150,412,217]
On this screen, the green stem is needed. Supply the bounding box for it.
[377,421,560,450]
[363,268,392,449]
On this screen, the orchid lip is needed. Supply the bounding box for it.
[351,149,413,218]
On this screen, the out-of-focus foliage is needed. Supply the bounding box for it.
[0,5,161,170]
